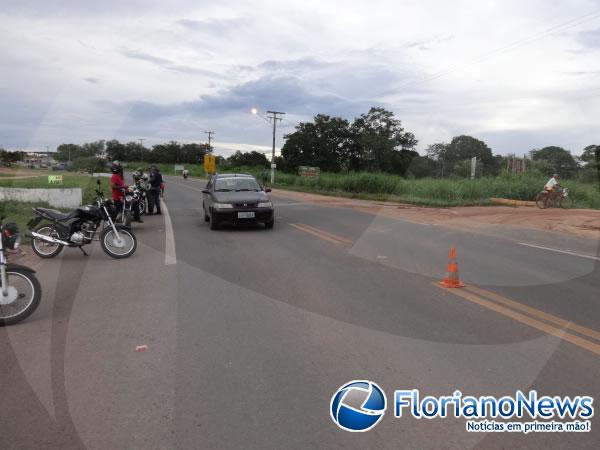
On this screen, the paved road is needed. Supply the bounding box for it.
[1,175,598,449]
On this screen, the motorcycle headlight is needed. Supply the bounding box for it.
[2,222,20,250]
[213,203,233,209]
[257,202,273,208]
[125,195,133,202]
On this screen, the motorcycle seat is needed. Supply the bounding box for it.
[33,207,79,221]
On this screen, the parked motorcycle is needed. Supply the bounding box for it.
[116,187,134,227]
[134,185,147,216]
[0,218,41,326]
[28,180,137,259]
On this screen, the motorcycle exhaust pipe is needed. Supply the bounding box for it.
[29,231,71,246]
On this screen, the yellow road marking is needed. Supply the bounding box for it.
[290,223,352,246]
[435,284,600,356]
[465,285,600,342]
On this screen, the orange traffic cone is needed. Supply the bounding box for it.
[439,246,465,288]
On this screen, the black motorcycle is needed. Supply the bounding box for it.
[0,218,41,326]
[116,187,134,227]
[134,184,147,216]
[28,180,137,259]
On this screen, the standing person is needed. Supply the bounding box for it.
[147,165,163,215]
[110,162,126,218]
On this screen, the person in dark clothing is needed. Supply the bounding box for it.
[147,166,163,215]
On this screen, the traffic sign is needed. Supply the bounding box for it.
[204,154,216,174]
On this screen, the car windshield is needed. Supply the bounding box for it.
[214,177,260,192]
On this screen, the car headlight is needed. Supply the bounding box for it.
[213,203,233,209]
[257,202,273,208]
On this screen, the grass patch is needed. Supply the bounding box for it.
[0,175,114,241]
[116,162,600,208]
[0,201,65,242]
[228,168,599,209]
[0,174,111,204]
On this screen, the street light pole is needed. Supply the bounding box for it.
[266,111,285,184]
[204,131,215,152]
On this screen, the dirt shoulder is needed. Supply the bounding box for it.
[271,188,600,240]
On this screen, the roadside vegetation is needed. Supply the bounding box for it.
[0,174,111,203]
[0,175,112,240]
[213,167,600,209]
[4,107,598,209]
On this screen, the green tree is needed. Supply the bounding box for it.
[125,142,149,162]
[106,140,127,161]
[531,146,577,177]
[282,114,352,172]
[579,145,598,164]
[406,155,437,178]
[445,135,496,176]
[227,150,269,167]
[425,142,449,177]
[350,107,418,173]
[181,143,209,164]
[55,144,82,162]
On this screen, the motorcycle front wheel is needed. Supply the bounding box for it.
[0,269,42,326]
[100,226,137,259]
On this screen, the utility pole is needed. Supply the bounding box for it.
[266,111,285,184]
[204,131,215,152]
[138,138,145,162]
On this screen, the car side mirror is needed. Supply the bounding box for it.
[265,188,272,192]
[202,189,209,194]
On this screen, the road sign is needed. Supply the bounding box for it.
[271,163,277,169]
[298,166,320,177]
[174,164,185,173]
[204,154,216,174]
[48,175,63,185]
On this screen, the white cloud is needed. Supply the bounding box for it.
[1,0,599,155]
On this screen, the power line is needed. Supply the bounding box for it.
[266,111,285,184]
[398,8,600,89]
[204,130,215,152]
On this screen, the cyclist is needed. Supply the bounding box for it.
[544,173,561,202]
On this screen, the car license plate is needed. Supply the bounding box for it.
[238,212,255,219]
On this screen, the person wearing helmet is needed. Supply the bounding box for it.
[544,173,561,202]
[110,161,126,216]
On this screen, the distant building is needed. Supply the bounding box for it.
[23,151,56,168]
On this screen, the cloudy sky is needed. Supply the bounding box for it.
[1,0,599,157]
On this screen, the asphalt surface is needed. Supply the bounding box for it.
[1,174,598,449]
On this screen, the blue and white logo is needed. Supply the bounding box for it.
[330,380,387,432]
